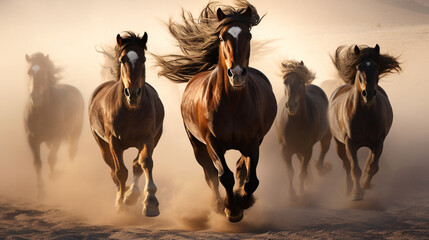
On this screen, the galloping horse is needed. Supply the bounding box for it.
[89,32,164,216]
[24,53,84,198]
[155,1,277,222]
[329,44,401,201]
[277,60,332,199]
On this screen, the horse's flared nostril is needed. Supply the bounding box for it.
[124,88,130,97]
[362,90,367,97]
[136,88,142,97]
[241,68,247,76]
[227,68,234,77]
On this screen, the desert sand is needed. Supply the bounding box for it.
[0,0,428,239]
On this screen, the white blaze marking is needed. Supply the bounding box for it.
[32,64,40,73]
[126,51,138,69]
[228,26,242,39]
[365,61,372,67]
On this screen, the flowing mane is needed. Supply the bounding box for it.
[280,59,315,84]
[331,45,401,84]
[98,31,147,81]
[153,0,262,82]
[27,52,62,84]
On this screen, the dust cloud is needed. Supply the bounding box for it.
[0,0,428,235]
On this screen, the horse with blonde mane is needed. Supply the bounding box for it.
[329,44,401,201]
[277,60,332,199]
[154,1,276,222]
[24,53,84,198]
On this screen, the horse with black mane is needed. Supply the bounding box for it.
[329,44,401,201]
[24,53,84,198]
[154,1,276,222]
[89,32,164,216]
[277,60,332,199]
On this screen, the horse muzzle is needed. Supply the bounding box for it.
[285,102,298,115]
[362,89,376,103]
[227,66,247,88]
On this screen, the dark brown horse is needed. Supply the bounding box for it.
[329,44,401,201]
[154,1,277,222]
[89,32,164,216]
[277,60,332,199]
[24,53,84,198]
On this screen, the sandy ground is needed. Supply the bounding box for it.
[0,0,429,239]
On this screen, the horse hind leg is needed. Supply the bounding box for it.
[316,130,333,176]
[363,141,383,189]
[186,128,223,214]
[123,152,142,206]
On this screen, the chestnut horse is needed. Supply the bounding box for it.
[155,1,276,222]
[329,44,401,201]
[277,60,332,199]
[89,32,164,216]
[24,53,84,198]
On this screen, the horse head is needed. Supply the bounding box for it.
[354,45,380,104]
[26,53,54,107]
[217,7,252,88]
[116,32,148,108]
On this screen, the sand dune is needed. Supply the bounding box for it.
[0,0,428,238]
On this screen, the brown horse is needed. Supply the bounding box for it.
[329,44,401,201]
[154,1,277,222]
[24,53,84,198]
[277,60,332,199]
[89,32,164,216]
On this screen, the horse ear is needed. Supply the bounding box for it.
[243,6,252,18]
[117,34,124,46]
[25,54,30,62]
[140,32,148,49]
[354,45,360,55]
[375,44,380,55]
[300,60,304,66]
[217,8,226,21]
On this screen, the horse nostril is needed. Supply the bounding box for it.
[136,88,142,96]
[362,90,367,97]
[227,68,234,77]
[241,68,247,76]
[124,88,130,97]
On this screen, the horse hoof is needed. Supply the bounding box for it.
[123,185,141,206]
[225,208,244,223]
[142,205,160,217]
[317,162,333,176]
[351,189,364,201]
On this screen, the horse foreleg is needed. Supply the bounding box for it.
[316,130,332,176]
[47,141,61,180]
[123,152,142,206]
[138,144,159,217]
[281,146,296,200]
[298,150,312,196]
[363,141,383,189]
[335,138,352,196]
[345,138,363,201]
[109,137,127,212]
[28,137,44,199]
[237,143,260,210]
[207,139,241,222]
[235,155,247,190]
